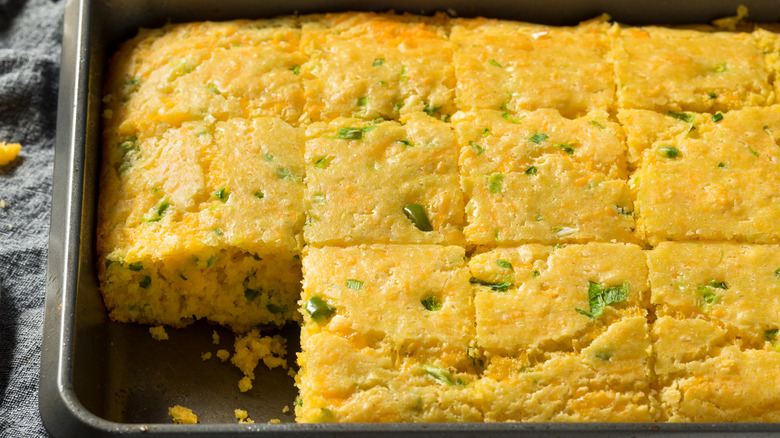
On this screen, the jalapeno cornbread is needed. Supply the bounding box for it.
[99,11,780,424]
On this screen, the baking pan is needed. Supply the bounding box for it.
[40,0,780,436]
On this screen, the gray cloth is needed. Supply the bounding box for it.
[0,0,65,436]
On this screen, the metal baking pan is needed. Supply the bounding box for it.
[41,0,780,435]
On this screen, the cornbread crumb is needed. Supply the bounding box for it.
[282,405,290,414]
[149,326,168,341]
[231,330,288,392]
[212,330,220,345]
[216,349,230,362]
[268,419,281,424]
[287,369,296,378]
[168,405,197,424]
[1,200,5,209]
[234,409,255,424]
[200,352,212,361]
[0,142,21,166]
[238,376,253,393]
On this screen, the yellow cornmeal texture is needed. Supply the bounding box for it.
[451,16,614,118]
[470,243,657,421]
[621,107,780,244]
[102,18,304,138]
[301,12,454,123]
[297,245,480,422]
[454,109,627,179]
[648,243,780,421]
[455,109,635,246]
[168,405,198,424]
[614,26,774,113]
[462,155,636,246]
[304,115,464,246]
[97,117,305,331]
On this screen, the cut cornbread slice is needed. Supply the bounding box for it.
[652,316,780,422]
[296,332,481,423]
[300,244,475,369]
[650,243,780,422]
[624,108,780,244]
[304,115,464,246]
[477,316,657,422]
[103,18,304,138]
[470,243,648,357]
[300,12,454,123]
[451,16,614,118]
[453,109,626,179]
[620,106,780,167]
[462,155,636,246]
[97,117,305,330]
[614,26,773,113]
[648,242,780,346]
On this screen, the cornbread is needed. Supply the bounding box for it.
[649,243,780,421]
[303,115,465,246]
[471,243,656,421]
[301,12,454,123]
[231,330,288,392]
[297,245,480,422]
[451,16,614,118]
[462,155,636,246]
[102,18,304,138]
[0,142,21,165]
[100,10,780,424]
[614,26,774,113]
[98,117,305,331]
[168,405,198,424]
[622,107,780,245]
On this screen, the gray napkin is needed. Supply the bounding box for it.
[0,0,65,436]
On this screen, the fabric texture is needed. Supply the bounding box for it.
[0,0,65,436]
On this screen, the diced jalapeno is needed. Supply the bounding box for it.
[712,112,724,123]
[422,364,454,386]
[214,188,228,201]
[291,65,300,75]
[469,141,485,155]
[403,203,433,232]
[421,295,442,311]
[372,58,385,67]
[497,260,513,270]
[306,296,336,322]
[244,288,260,301]
[488,173,503,193]
[667,111,695,124]
[128,262,144,271]
[139,276,151,289]
[524,166,537,175]
[469,277,511,291]
[528,132,548,144]
[346,279,364,290]
[488,59,502,67]
[658,145,681,159]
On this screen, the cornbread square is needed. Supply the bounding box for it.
[301,12,455,123]
[103,19,304,138]
[462,155,636,246]
[648,242,780,345]
[304,115,465,246]
[614,26,773,113]
[297,244,481,422]
[451,17,614,118]
[453,109,626,179]
[470,243,649,357]
[300,245,475,368]
[296,332,481,422]
[97,117,305,330]
[650,243,780,422]
[623,108,780,244]
[477,316,657,422]
[653,317,780,422]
